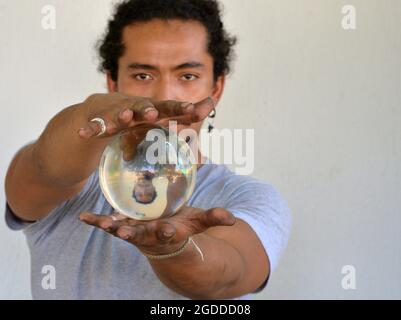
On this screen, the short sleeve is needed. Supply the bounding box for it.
[223,178,292,292]
[5,202,34,231]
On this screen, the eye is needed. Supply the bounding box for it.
[134,73,153,81]
[180,74,199,81]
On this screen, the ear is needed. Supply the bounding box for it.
[107,72,118,93]
[211,75,225,106]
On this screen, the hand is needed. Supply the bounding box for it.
[79,207,236,256]
[77,93,216,140]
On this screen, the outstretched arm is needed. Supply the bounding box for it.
[80,207,270,300]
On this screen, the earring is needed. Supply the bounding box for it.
[207,108,216,133]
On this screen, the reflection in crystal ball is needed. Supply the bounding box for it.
[99,123,197,221]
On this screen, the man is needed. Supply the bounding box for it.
[5,0,291,299]
[132,173,158,205]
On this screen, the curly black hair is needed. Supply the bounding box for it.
[98,0,237,82]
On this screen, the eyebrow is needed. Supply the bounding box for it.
[127,61,205,71]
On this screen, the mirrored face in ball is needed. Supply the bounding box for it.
[132,175,157,204]
[99,123,197,221]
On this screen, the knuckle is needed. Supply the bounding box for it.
[207,208,225,223]
[85,93,101,102]
[120,96,134,108]
[213,208,235,225]
[166,100,182,111]
[146,222,158,234]
[135,225,146,239]
[107,125,119,135]
[157,233,170,243]
[137,99,155,112]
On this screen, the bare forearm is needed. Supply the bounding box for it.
[148,233,245,300]
[32,103,111,187]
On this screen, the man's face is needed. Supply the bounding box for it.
[107,18,225,134]
[133,179,156,204]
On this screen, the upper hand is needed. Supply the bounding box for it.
[77,93,216,140]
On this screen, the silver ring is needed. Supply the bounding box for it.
[90,117,107,137]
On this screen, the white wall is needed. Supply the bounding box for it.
[0,0,400,300]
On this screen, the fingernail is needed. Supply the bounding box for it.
[78,128,90,137]
[144,107,157,114]
[124,231,134,240]
[163,231,174,238]
[101,222,113,230]
[120,109,132,118]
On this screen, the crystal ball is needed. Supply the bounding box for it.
[99,123,197,221]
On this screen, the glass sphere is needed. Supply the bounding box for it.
[99,123,197,221]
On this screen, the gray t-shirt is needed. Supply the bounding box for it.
[5,158,291,300]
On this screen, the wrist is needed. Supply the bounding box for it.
[140,238,188,256]
[140,236,205,262]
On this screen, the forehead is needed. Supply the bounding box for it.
[120,19,212,66]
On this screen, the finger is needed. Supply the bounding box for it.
[78,115,119,139]
[197,208,236,230]
[152,100,195,119]
[117,224,147,242]
[143,220,177,244]
[156,115,194,127]
[117,223,177,249]
[79,212,125,233]
[79,101,159,140]
[80,212,110,228]
[123,98,159,122]
[155,222,177,243]
[154,97,215,125]
[116,108,134,127]
[110,212,130,222]
[78,121,102,139]
[192,97,216,122]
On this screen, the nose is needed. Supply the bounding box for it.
[151,77,178,102]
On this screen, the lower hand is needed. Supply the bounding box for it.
[79,206,236,256]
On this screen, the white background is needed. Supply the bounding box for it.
[0,0,400,299]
